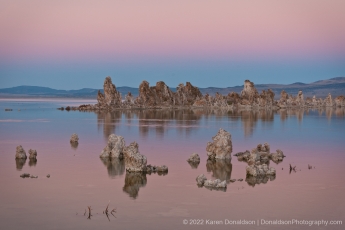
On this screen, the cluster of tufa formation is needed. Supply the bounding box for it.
[63,76,344,111]
[100,134,168,173]
[235,143,285,181]
[206,128,232,160]
[278,91,345,108]
[235,143,285,165]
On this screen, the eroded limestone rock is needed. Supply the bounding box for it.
[123,142,147,172]
[100,134,126,159]
[28,149,37,159]
[70,133,79,143]
[335,95,345,107]
[324,93,333,107]
[15,145,27,159]
[196,174,207,186]
[104,76,122,106]
[270,149,285,163]
[206,128,232,160]
[196,174,227,189]
[240,80,259,105]
[175,82,203,106]
[187,153,200,163]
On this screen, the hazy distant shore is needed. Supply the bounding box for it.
[1,77,345,99]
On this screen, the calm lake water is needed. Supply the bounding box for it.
[0,99,344,230]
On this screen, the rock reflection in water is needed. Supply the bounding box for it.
[100,158,125,178]
[97,111,122,141]
[123,172,147,199]
[28,158,37,167]
[188,161,200,169]
[206,159,232,183]
[95,108,345,140]
[15,158,26,170]
[246,175,276,187]
[70,142,78,150]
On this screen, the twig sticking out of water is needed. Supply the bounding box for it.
[87,206,92,219]
[289,164,296,173]
[103,202,117,221]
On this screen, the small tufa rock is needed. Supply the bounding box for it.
[30,175,38,178]
[46,174,50,178]
[100,134,126,159]
[196,174,227,188]
[206,128,232,160]
[70,133,79,144]
[229,179,236,183]
[187,153,200,163]
[123,142,147,172]
[20,173,30,178]
[28,149,37,159]
[237,179,243,181]
[15,145,27,159]
[204,179,227,188]
[196,174,207,186]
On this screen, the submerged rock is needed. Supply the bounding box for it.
[123,142,147,172]
[196,174,227,189]
[15,145,27,159]
[204,179,227,188]
[187,153,200,163]
[206,128,232,160]
[28,149,37,159]
[70,133,79,144]
[20,173,30,178]
[100,134,126,159]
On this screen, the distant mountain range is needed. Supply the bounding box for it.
[1,77,344,99]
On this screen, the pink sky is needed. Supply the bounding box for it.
[1,0,345,62]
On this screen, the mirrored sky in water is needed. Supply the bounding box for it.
[0,99,344,230]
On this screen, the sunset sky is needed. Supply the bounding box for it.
[1,0,345,89]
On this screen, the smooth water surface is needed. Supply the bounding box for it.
[0,99,344,230]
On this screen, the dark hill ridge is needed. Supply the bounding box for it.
[1,77,344,99]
